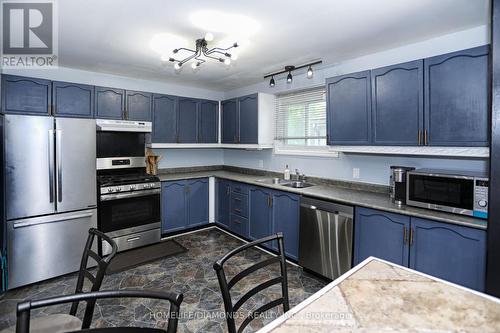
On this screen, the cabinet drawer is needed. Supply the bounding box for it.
[230,214,249,238]
[231,192,248,218]
[231,183,249,195]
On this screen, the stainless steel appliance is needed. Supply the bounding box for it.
[298,197,353,280]
[5,115,97,289]
[390,166,415,206]
[407,169,489,219]
[96,120,161,254]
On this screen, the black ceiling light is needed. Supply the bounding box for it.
[167,33,238,71]
[269,76,275,87]
[264,60,322,87]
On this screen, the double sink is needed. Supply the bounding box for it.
[256,177,316,189]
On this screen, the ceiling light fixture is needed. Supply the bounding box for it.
[264,60,322,87]
[167,33,238,70]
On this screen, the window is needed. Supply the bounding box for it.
[275,87,327,146]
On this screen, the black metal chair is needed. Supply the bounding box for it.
[213,233,290,333]
[15,290,184,333]
[3,228,118,333]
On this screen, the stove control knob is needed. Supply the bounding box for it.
[129,185,136,190]
[478,200,488,208]
[116,187,122,192]
[107,188,113,193]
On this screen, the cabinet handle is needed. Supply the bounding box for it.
[234,134,237,143]
[424,130,428,146]
[234,208,242,213]
[409,227,414,246]
[403,226,408,244]
[233,197,242,202]
[226,187,230,195]
[418,130,422,145]
[234,219,242,224]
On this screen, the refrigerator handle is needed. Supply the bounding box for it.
[48,129,55,203]
[56,129,63,203]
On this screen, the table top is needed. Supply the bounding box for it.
[258,257,500,333]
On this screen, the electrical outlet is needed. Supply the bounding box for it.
[353,168,360,179]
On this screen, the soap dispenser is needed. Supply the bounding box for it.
[284,165,290,180]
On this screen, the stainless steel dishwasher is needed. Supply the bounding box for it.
[299,197,354,280]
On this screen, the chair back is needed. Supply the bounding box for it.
[213,233,289,333]
[70,228,118,327]
[16,290,183,333]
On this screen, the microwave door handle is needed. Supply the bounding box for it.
[48,129,55,203]
[56,129,63,203]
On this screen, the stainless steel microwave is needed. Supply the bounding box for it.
[406,169,489,219]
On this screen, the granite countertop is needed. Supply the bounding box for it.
[157,168,487,230]
[258,257,500,333]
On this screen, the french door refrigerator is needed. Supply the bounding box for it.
[5,115,97,289]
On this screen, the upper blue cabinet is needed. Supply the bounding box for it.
[326,46,490,147]
[94,86,125,119]
[177,98,199,143]
[198,100,219,143]
[238,94,258,144]
[424,46,490,147]
[152,94,178,143]
[371,60,423,145]
[221,98,238,143]
[1,75,51,115]
[52,81,94,118]
[125,90,152,122]
[326,71,372,145]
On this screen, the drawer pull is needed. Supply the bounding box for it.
[233,197,242,202]
[234,208,242,213]
[234,219,242,224]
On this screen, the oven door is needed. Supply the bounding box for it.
[98,189,161,236]
[406,173,474,216]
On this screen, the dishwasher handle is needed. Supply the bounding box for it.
[300,197,353,217]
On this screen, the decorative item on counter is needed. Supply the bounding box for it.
[146,148,162,175]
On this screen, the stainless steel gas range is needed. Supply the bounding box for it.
[96,119,161,254]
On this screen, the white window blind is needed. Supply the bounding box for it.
[275,87,327,146]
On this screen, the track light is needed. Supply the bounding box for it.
[264,61,321,87]
[307,66,313,79]
[174,62,182,70]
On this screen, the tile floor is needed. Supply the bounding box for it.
[0,228,327,332]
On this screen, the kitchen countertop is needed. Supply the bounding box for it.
[157,169,487,230]
[257,257,500,333]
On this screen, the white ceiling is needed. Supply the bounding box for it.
[58,0,489,91]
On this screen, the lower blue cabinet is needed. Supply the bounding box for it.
[161,181,187,233]
[187,178,209,227]
[216,179,231,228]
[249,187,273,240]
[409,218,486,291]
[354,207,410,266]
[353,207,487,291]
[272,192,300,260]
[161,178,209,234]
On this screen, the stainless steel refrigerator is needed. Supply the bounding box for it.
[5,114,97,289]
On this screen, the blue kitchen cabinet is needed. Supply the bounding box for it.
[1,75,51,115]
[424,45,490,146]
[272,191,300,260]
[94,86,125,119]
[371,60,423,145]
[52,81,94,118]
[354,207,410,266]
[126,90,152,121]
[238,94,258,144]
[177,98,198,143]
[222,99,238,143]
[327,71,372,145]
[409,218,487,291]
[161,181,187,233]
[230,214,249,238]
[187,178,209,227]
[152,94,178,143]
[217,179,231,228]
[199,100,218,143]
[249,187,272,241]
